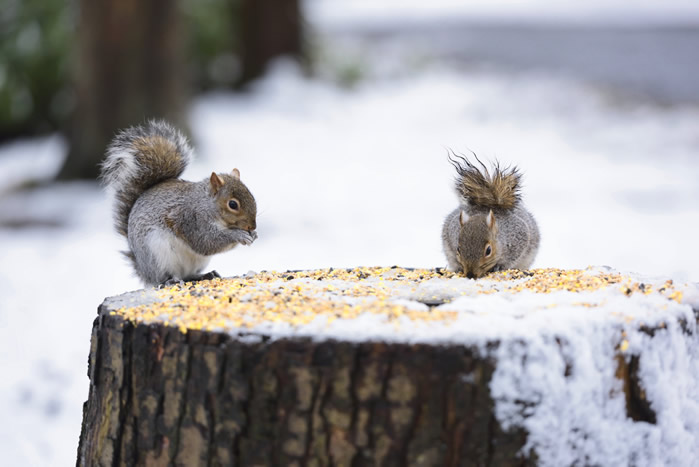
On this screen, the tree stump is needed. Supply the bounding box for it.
[77,267,699,466]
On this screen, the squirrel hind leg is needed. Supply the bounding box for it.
[159,270,221,287]
[183,270,221,283]
[160,277,184,287]
[192,270,222,281]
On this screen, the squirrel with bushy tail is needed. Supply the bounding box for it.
[442,152,539,279]
[101,120,257,286]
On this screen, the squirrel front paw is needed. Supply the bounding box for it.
[236,230,257,246]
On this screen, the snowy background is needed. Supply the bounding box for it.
[1,0,699,464]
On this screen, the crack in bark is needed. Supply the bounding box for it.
[233,343,252,466]
[205,345,222,467]
[302,359,322,465]
[170,333,193,462]
[487,412,496,466]
[271,347,284,466]
[113,322,134,466]
[320,364,333,464]
[348,344,362,446]
[400,358,423,467]
[372,346,393,464]
[210,343,229,466]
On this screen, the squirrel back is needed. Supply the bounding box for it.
[449,152,521,210]
[100,120,193,237]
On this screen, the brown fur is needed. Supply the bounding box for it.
[105,127,189,237]
[211,173,257,231]
[457,211,499,278]
[449,151,521,210]
[132,136,183,176]
[164,214,189,242]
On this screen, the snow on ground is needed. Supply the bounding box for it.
[307,0,699,26]
[2,31,699,467]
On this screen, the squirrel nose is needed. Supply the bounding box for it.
[466,271,475,279]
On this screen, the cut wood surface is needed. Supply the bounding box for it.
[77,267,699,466]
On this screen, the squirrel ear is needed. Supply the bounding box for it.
[210,172,225,193]
[231,168,240,180]
[486,210,496,230]
[459,210,468,226]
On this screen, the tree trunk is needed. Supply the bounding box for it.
[239,0,303,85]
[77,311,532,466]
[59,0,187,180]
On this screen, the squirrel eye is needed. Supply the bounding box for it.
[485,244,492,257]
[227,199,240,211]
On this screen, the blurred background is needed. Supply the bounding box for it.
[1,0,698,463]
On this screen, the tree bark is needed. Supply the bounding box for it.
[239,0,304,85]
[77,309,535,466]
[59,0,187,180]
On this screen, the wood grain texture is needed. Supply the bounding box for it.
[77,308,537,466]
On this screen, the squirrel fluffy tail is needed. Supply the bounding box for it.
[449,151,522,210]
[100,119,193,236]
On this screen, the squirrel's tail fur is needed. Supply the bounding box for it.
[100,119,193,236]
[449,151,522,210]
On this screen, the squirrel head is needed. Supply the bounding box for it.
[457,209,498,279]
[209,169,257,232]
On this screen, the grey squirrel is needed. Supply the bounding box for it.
[101,120,257,286]
[442,153,539,278]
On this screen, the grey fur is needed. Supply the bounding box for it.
[127,180,256,285]
[442,155,539,278]
[442,204,540,274]
[101,120,193,237]
[442,209,463,272]
[101,120,257,286]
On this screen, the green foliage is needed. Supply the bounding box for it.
[309,39,367,90]
[181,0,242,90]
[0,0,244,141]
[0,0,75,139]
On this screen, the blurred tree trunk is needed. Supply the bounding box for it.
[58,0,187,180]
[59,0,304,180]
[239,0,303,85]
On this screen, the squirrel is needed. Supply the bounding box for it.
[442,152,539,279]
[100,119,258,286]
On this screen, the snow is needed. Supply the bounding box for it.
[490,295,699,466]
[2,5,699,464]
[306,0,699,27]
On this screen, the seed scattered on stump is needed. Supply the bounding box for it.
[111,267,686,334]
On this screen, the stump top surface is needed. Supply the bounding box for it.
[103,266,698,344]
